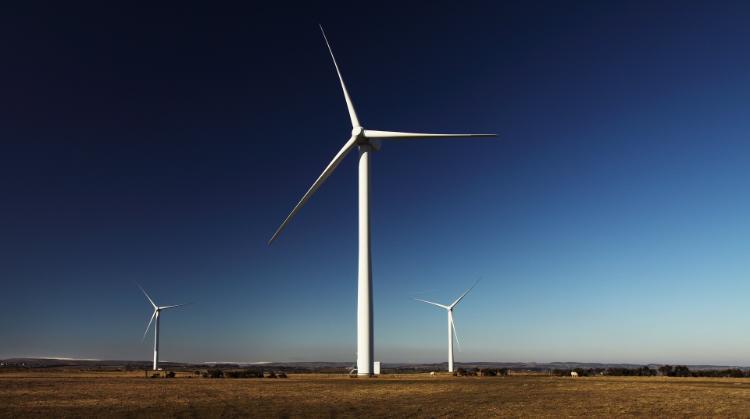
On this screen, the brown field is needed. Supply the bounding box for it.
[2,371,750,417]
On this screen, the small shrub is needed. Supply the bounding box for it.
[165,371,175,378]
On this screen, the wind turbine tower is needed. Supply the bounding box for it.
[269,26,497,376]
[416,280,479,373]
[138,284,190,371]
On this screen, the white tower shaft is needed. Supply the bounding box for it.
[267,28,495,379]
[357,144,373,376]
[153,311,160,371]
[448,310,454,373]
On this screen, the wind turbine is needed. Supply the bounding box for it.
[268,26,497,376]
[138,284,190,371]
[415,280,480,373]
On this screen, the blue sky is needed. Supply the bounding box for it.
[1,2,749,365]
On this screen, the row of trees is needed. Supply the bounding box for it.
[553,365,749,378]
[658,365,691,377]
[454,368,510,376]
[203,368,288,378]
[553,366,659,377]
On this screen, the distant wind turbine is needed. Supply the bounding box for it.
[138,284,190,371]
[415,280,480,373]
[268,25,497,376]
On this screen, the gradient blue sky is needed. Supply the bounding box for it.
[1,2,749,365]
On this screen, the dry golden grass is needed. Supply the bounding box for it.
[2,371,750,417]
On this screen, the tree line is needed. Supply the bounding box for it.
[552,365,749,377]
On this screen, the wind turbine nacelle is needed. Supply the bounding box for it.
[355,138,382,151]
[352,126,381,151]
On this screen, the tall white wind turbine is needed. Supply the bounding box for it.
[415,280,480,373]
[269,26,497,376]
[138,284,190,371]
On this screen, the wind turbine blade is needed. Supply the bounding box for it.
[364,130,496,140]
[269,136,358,244]
[137,283,157,309]
[319,25,360,128]
[414,298,449,310]
[451,316,462,352]
[449,278,481,309]
[159,302,192,310]
[142,310,156,342]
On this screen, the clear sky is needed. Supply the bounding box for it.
[1,2,749,365]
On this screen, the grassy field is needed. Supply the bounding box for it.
[2,371,750,417]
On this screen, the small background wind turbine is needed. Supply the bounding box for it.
[138,284,190,371]
[415,280,480,373]
[268,25,496,376]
